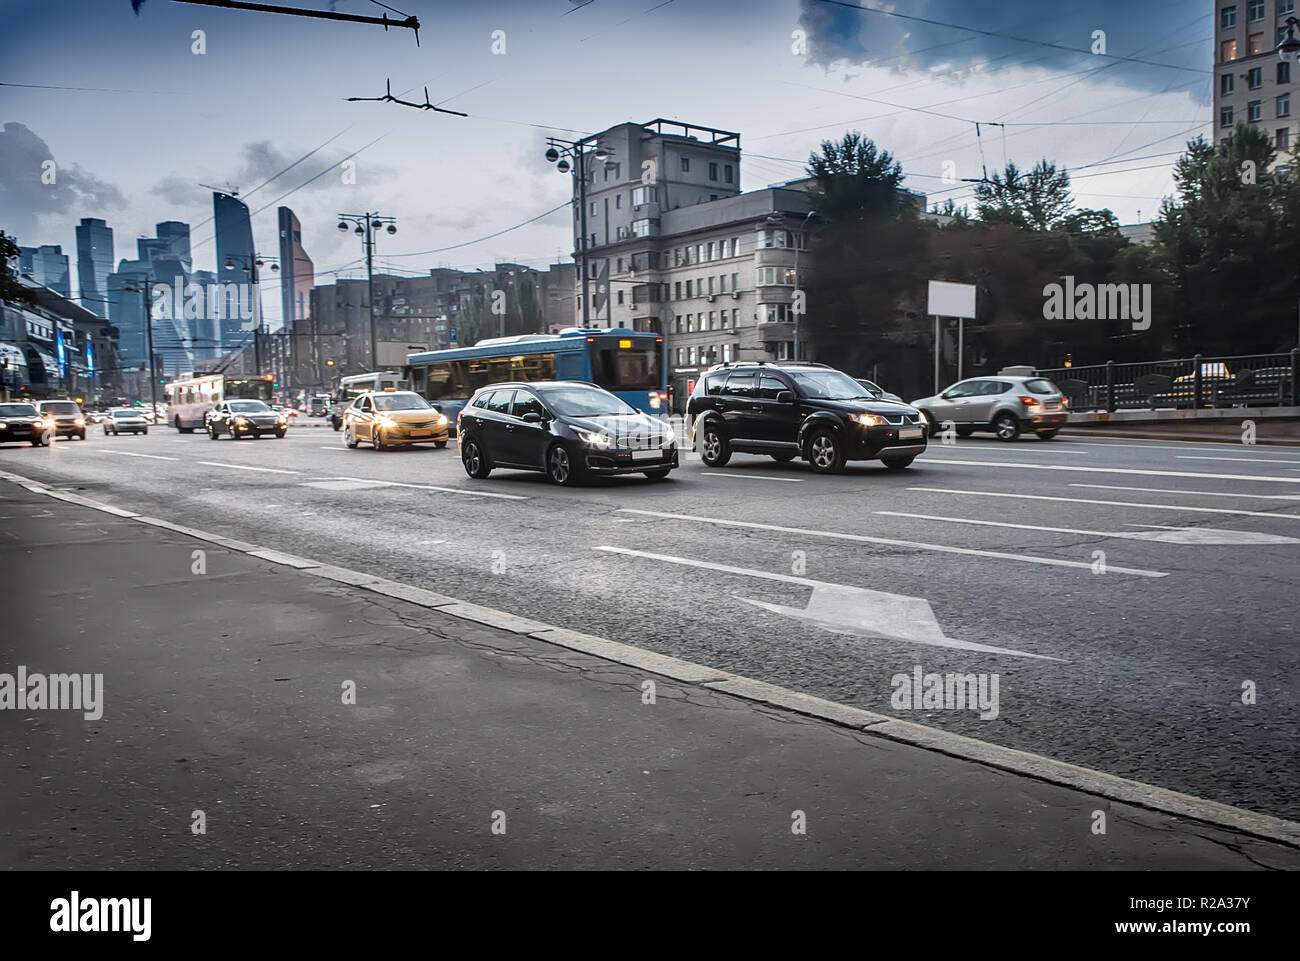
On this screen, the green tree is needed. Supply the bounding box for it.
[0,231,38,307]
[974,159,1075,231]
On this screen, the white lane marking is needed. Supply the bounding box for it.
[1178,454,1300,465]
[918,458,1300,485]
[699,472,804,483]
[1068,441,1300,453]
[926,447,1088,455]
[319,446,349,451]
[906,487,1300,521]
[1071,483,1300,501]
[198,461,301,474]
[331,477,527,500]
[877,512,1300,546]
[595,546,1061,659]
[615,508,1167,577]
[97,450,177,461]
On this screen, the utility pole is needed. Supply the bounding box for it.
[544,136,615,330]
[123,277,157,412]
[337,213,397,369]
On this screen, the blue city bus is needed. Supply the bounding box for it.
[405,329,668,426]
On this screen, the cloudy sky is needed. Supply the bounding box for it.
[1,0,1210,326]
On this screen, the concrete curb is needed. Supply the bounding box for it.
[3,466,1298,850]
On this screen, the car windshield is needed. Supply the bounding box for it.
[1023,379,1059,395]
[0,404,37,416]
[537,385,637,418]
[788,370,875,400]
[41,402,80,415]
[228,401,270,413]
[372,392,430,412]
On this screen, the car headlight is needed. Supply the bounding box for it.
[41,419,55,428]
[74,417,85,426]
[0,422,7,430]
[854,413,888,427]
[436,414,448,426]
[378,415,397,428]
[660,429,677,448]
[234,416,248,424]
[576,428,615,449]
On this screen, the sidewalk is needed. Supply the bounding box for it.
[2,481,1298,870]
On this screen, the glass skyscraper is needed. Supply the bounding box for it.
[75,218,115,318]
[213,191,259,353]
[18,244,71,298]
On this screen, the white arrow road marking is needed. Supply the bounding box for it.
[918,459,1300,484]
[906,487,1300,520]
[98,450,177,461]
[616,508,1167,576]
[594,546,1063,660]
[878,512,1300,546]
[1071,483,1300,501]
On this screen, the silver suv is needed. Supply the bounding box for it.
[911,375,1067,441]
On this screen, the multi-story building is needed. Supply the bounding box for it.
[1,276,121,401]
[17,244,71,298]
[1215,1,1299,165]
[76,217,115,318]
[213,190,259,351]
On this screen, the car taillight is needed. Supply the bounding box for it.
[1018,396,1036,405]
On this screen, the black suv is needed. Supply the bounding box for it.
[688,362,928,473]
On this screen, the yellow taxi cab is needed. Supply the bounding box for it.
[1165,363,1233,406]
[342,388,450,450]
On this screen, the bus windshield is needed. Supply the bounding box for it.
[589,343,661,390]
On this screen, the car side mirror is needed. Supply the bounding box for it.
[521,412,543,424]
[776,390,795,404]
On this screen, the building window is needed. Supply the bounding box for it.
[1222,105,1235,127]
[1280,61,1292,84]
[707,276,715,295]
[616,290,624,305]
[680,156,690,172]
[707,162,718,181]
[615,194,622,209]
[687,346,696,364]
[1248,0,1264,21]
[590,202,598,216]
[685,280,693,297]
[686,314,694,332]
[1222,5,1238,28]
[675,348,683,365]
[697,244,705,262]
[674,281,682,300]
[732,310,740,329]
[1249,33,1264,55]
[759,303,793,323]
[632,185,657,205]
[708,241,716,261]
[1249,66,1263,89]
[731,272,739,291]
[1278,127,1291,150]
[1222,73,1235,95]
[708,310,716,329]
[675,315,682,333]
[719,274,727,293]
[617,257,624,272]
[1280,93,1293,117]
[724,164,734,184]
[756,266,796,286]
[1283,0,1296,14]
[1249,99,1263,122]
[732,236,741,257]
[1222,38,1240,61]
[631,219,656,238]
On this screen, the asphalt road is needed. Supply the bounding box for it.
[3,421,1298,821]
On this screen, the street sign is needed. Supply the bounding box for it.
[927,281,976,319]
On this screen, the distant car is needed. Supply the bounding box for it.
[206,399,288,440]
[271,404,299,421]
[911,375,1067,441]
[103,407,150,435]
[34,400,87,440]
[459,381,677,485]
[342,390,449,450]
[689,362,927,473]
[0,402,49,446]
[328,405,344,431]
[854,377,905,404]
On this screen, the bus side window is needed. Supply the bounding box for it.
[556,352,584,380]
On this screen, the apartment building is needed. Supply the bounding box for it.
[1215,1,1299,165]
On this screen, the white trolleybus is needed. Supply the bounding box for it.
[164,373,274,432]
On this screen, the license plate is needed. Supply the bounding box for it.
[631,449,661,462]
[899,427,923,440]
[411,431,433,438]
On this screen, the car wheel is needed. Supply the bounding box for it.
[956,426,975,438]
[207,424,219,439]
[770,453,796,463]
[546,443,583,486]
[993,413,1021,441]
[373,429,386,450]
[103,426,109,436]
[141,427,148,435]
[434,440,448,449]
[230,427,240,440]
[807,430,845,474]
[1036,429,1059,441]
[882,456,915,470]
[699,424,731,467]
[76,431,85,440]
[462,438,491,479]
[344,424,359,449]
[275,430,286,439]
[643,468,672,481]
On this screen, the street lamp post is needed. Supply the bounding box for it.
[766,210,816,361]
[223,252,279,378]
[544,136,614,329]
[337,213,397,369]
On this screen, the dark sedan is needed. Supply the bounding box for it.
[458,381,678,486]
[0,402,50,446]
[206,399,288,439]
